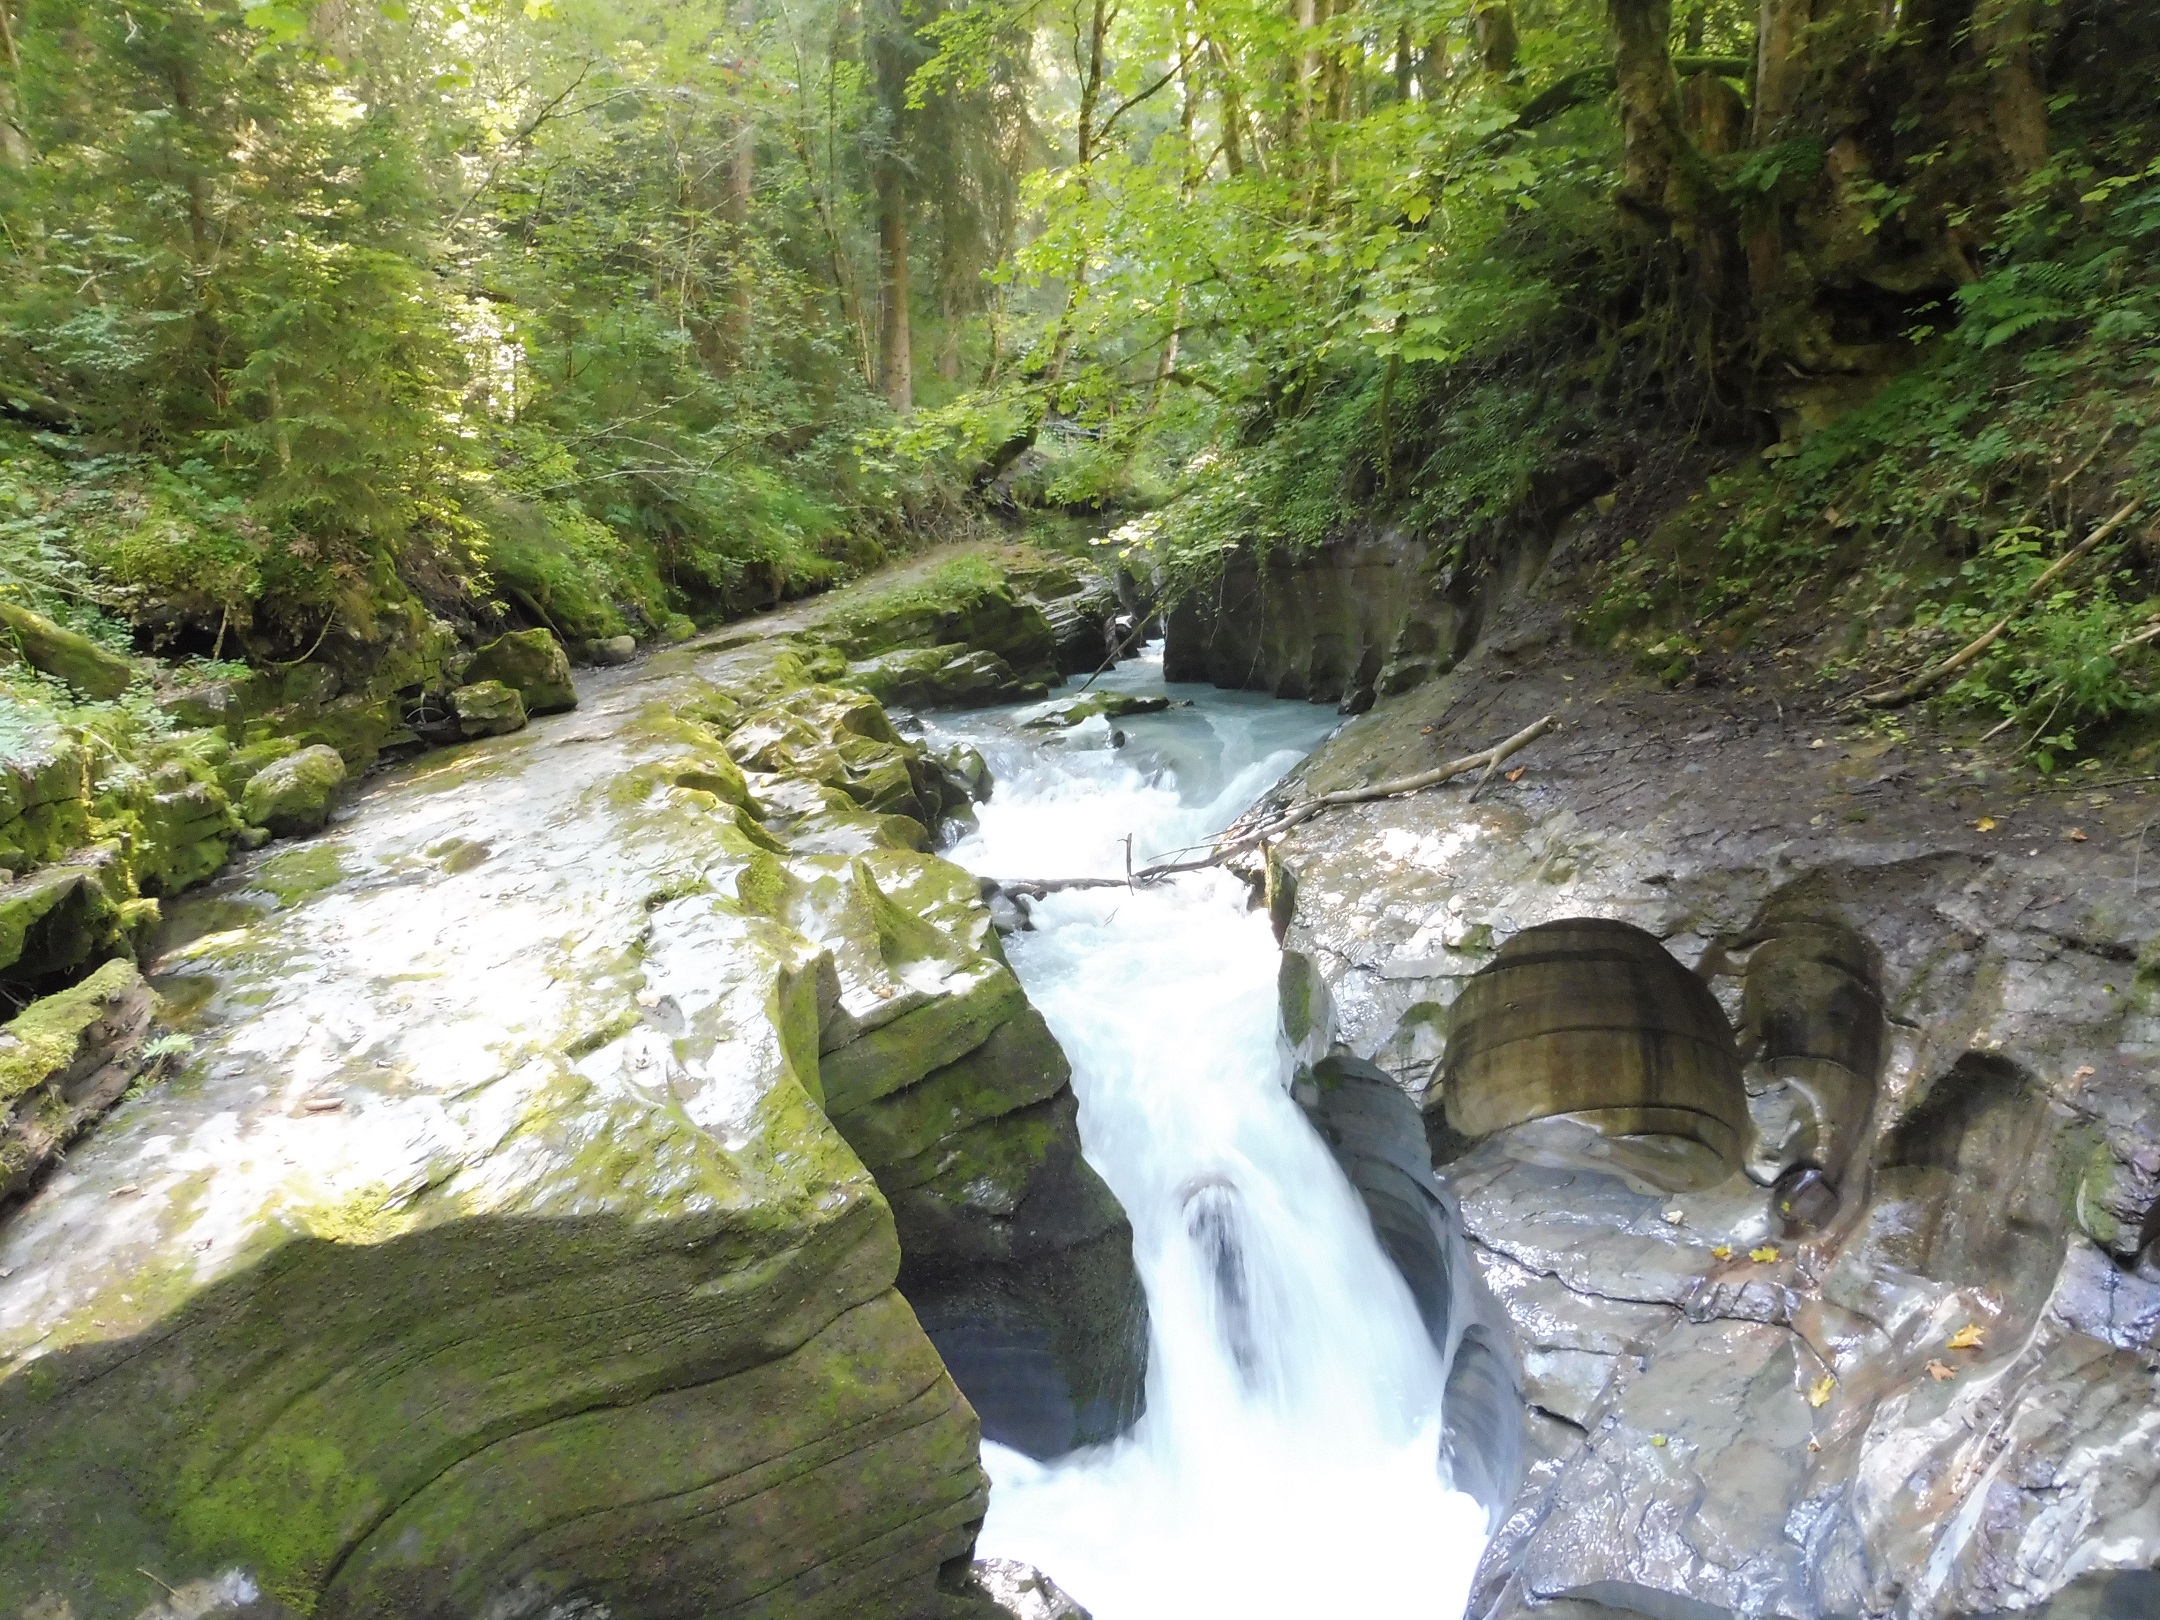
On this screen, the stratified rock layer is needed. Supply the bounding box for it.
[0,559,1142,1619]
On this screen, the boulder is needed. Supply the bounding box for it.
[132,780,245,895]
[466,628,577,715]
[961,1559,1094,1619]
[583,634,638,666]
[847,645,1046,710]
[0,853,141,986]
[0,598,136,700]
[240,744,347,837]
[0,958,156,1204]
[451,680,528,738]
[819,569,1060,685]
[1017,692,1169,730]
[0,709,91,875]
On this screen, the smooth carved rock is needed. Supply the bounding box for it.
[1300,1052,1524,1524]
[466,627,577,716]
[240,743,348,837]
[0,657,995,1619]
[962,1558,1094,1619]
[1443,917,1748,1165]
[1740,904,1885,1199]
[737,838,1147,1460]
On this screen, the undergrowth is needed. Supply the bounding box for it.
[1588,163,2160,769]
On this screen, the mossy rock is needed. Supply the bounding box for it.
[846,645,1044,710]
[0,598,136,700]
[1018,692,1170,730]
[815,566,1061,683]
[132,782,243,896]
[240,745,347,838]
[284,694,405,769]
[0,708,90,874]
[214,736,302,802]
[0,854,132,984]
[452,680,528,739]
[0,957,156,1203]
[467,628,577,716]
[831,1007,1072,1175]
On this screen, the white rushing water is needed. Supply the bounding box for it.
[931,650,1491,1620]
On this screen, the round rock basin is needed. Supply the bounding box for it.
[1442,917,1747,1164]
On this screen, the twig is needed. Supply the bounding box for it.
[1861,500,2142,708]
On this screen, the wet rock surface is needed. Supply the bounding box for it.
[0,552,1141,1619]
[1242,545,2160,1616]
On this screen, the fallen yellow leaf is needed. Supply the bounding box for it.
[1650,1434,1667,1447]
[1973,816,1998,832]
[2067,827,2088,842]
[1925,1360,1957,1382]
[1947,1323,1986,1351]
[1749,1245,1781,1263]
[1711,1244,1734,1261]
[1504,766,1526,783]
[2072,1065,2096,1081]
[1808,1375,1836,1408]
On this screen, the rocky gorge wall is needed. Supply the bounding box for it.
[0,557,1138,1619]
[1222,509,2160,1617]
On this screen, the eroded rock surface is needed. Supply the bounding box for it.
[0,555,1142,1619]
[1258,567,2160,1617]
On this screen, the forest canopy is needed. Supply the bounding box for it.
[0,0,2156,766]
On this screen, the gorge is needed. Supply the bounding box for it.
[6,0,2160,1613]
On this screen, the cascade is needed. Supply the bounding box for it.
[930,648,1493,1619]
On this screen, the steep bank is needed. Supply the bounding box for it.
[0,552,1139,1618]
[1187,507,2160,1617]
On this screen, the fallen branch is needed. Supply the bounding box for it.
[981,713,1560,898]
[1860,499,2141,708]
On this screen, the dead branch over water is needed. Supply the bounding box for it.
[986,714,1559,899]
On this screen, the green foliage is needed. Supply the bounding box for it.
[1598,168,2160,764]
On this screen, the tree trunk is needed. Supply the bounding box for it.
[1607,0,1694,227]
[1472,4,1517,75]
[876,160,911,411]
[726,0,756,362]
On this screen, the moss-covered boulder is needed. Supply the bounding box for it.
[0,851,144,987]
[240,744,347,837]
[1018,692,1170,730]
[847,644,1047,710]
[467,627,578,716]
[815,563,1061,686]
[132,779,245,895]
[0,598,136,700]
[0,958,156,1203]
[452,679,528,738]
[725,685,966,842]
[0,706,91,875]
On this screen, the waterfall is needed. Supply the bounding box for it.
[931,650,1491,1619]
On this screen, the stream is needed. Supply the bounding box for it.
[929,649,1492,1620]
